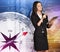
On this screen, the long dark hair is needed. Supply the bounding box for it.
[32,1,42,15]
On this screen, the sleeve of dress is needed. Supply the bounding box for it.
[46,16,50,28]
[30,15,40,28]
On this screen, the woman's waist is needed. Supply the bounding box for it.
[35,27,46,30]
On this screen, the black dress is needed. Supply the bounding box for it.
[30,13,49,51]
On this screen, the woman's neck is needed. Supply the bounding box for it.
[37,11,42,15]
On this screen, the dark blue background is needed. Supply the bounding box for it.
[0,0,60,17]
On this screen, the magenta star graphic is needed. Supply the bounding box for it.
[0,31,28,52]
[0,32,20,52]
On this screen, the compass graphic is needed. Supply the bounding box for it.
[0,12,34,52]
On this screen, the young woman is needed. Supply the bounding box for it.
[30,1,50,52]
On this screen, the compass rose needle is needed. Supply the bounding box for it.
[0,32,20,52]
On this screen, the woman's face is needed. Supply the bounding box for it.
[36,3,42,12]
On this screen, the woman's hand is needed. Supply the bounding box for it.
[43,14,47,19]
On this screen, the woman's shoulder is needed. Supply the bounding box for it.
[31,13,37,16]
[31,13,37,19]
